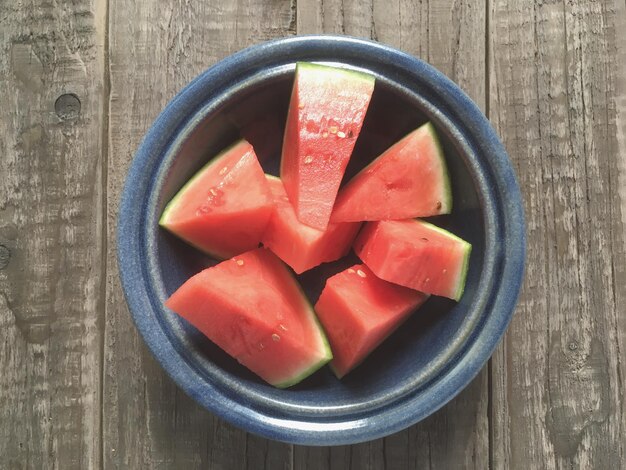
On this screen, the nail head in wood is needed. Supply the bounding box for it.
[55,93,81,120]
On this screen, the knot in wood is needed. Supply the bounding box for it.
[0,244,10,270]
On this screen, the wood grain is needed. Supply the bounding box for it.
[0,0,107,468]
[489,0,626,468]
[1,0,624,467]
[103,0,295,468]
[295,0,488,467]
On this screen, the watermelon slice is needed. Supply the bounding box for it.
[159,140,274,259]
[315,264,428,378]
[280,62,375,231]
[331,122,452,223]
[354,219,472,301]
[262,175,361,274]
[165,248,332,388]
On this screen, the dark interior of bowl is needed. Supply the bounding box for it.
[154,66,484,414]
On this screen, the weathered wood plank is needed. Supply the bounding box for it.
[614,3,626,464]
[0,0,106,468]
[103,0,295,468]
[489,0,626,467]
[294,0,488,467]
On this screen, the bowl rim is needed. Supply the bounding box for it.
[117,34,526,445]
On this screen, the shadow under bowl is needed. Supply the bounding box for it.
[117,35,525,446]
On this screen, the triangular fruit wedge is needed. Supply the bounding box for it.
[262,175,361,274]
[315,264,428,378]
[159,140,274,259]
[165,248,332,388]
[331,123,452,223]
[354,219,472,301]
[280,62,375,231]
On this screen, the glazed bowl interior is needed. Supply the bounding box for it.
[119,36,524,445]
[156,69,484,407]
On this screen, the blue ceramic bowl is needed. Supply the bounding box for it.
[117,35,525,445]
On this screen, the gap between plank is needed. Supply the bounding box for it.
[99,0,111,467]
[485,0,494,469]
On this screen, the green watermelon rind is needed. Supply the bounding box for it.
[272,268,333,389]
[413,219,472,302]
[265,174,281,183]
[295,61,376,87]
[454,242,472,301]
[273,318,332,389]
[158,140,247,260]
[422,122,453,214]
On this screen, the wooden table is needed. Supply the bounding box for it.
[1,0,625,468]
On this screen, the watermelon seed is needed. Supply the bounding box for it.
[329,126,338,134]
[421,237,429,242]
[425,278,430,283]
[219,166,228,175]
[209,188,219,196]
[322,131,329,138]
[347,129,354,138]
[298,103,304,109]
[337,131,346,138]
[258,342,265,350]
[304,156,313,164]
[272,333,281,342]
[347,268,356,274]
[357,269,367,278]
[236,259,245,266]
[279,324,288,331]
[436,201,442,210]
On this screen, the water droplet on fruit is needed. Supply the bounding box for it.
[272,333,280,342]
[279,324,288,331]
[425,277,430,283]
[329,126,338,134]
[195,204,212,216]
[304,156,313,164]
[219,166,228,175]
[206,187,225,207]
[236,259,245,266]
[356,269,367,278]
[337,131,346,138]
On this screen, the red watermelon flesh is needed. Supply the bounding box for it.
[262,175,361,274]
[281,62,375,231]
[159,140,274,259]
[354,219,472,301]
[315,264,428,378]
[165,248,332,388]
[331,122,452,223]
